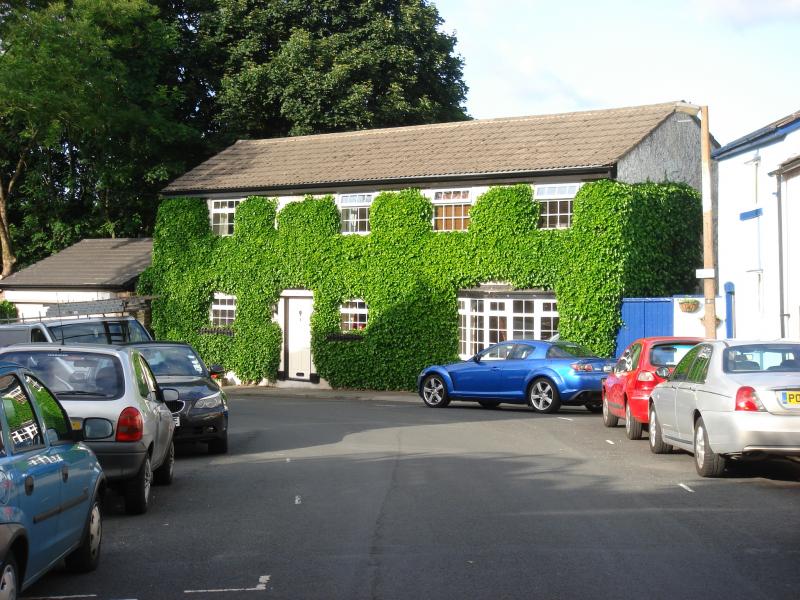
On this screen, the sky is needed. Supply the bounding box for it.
[433,0,800,146]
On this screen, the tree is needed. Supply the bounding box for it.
[214,0,469,138]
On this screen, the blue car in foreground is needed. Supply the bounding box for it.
[0,362,106,597]
[418,340,615,413]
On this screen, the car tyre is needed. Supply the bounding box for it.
[528,378,561,413]
[0,553,18,600]
[421,374,450,408]
[208,434,229,454]
[694,417,726,477]
[65,497,102,573]
[478,400,500,409]
[124,455,152,515]
[648,404,672,454]
[153,440,174,485]
[602,395,618,427]
[625,401,643,440]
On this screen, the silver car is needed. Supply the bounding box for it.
[649,340,800,476]
[0,344,176,513]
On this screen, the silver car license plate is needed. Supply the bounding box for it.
[779,391,800,408]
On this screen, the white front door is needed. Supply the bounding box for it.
[277,291,315,381]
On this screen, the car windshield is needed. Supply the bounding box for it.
[137,346,206,377]
[650,343,697,367]
[0,350,124,399]
[723,344,800,372]
[546,342,595,358]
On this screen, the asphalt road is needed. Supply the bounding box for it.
[23,389,800,600]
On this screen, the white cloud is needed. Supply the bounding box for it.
[695,0,800,24]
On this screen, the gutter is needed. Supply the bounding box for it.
[713,119,800,161]
[161,165,616,197]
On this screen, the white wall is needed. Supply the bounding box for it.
[3,289,117,320]
[716,127,800,340]
[672,295,727,338]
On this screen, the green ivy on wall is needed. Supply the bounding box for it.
[139,180,701,390]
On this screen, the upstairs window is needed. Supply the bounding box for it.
[433,190,471,231]
[340,194,372,234]
[211,293,237,326]
[211,200,242,236]
[534,184,581,229]
[340,299,368,331]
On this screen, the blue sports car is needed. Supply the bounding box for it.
[417,340,615,413]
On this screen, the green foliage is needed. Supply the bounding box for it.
[0,299,17,320]
[141,181,701,389]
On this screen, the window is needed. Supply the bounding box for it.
[479,342,515,361]
[0,374,43,452]
[534,183,581,229]
[31,328,47,342]
[433,190,471,231]
[211,200,242,236]
[340,299,368,331]
[339,194,372,234]
[457,294,558,359]
[687,345,713,383]
[24,375,71,444]
[211,293,237,326]
[650,343,697,368]
[546,342,595,359]
[671,345,702,382]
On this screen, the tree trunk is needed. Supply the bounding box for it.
[0,146,30,278]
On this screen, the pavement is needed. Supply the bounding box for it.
[227,384,419,403]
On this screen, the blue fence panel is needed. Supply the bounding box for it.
[614,298,674,357]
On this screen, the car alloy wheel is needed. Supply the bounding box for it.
[529,378,560,413]
[695,423,706,468]
[422,375,449,407]
[88,502,102,561]
[649,407,657,448]
[0,558,17,600]
[694,417,726,477]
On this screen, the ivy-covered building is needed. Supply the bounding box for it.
[145,102,704,389]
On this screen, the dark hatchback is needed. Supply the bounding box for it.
[127,342,229,454]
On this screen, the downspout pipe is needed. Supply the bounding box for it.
[775,173,786,338]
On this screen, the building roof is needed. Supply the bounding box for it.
[713,109,800,160]
[0,238,153,290]
[164,102,695,195]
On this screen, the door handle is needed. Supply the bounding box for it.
[24,475,34,496]
[61,464,69,483]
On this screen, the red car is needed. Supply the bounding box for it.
[601,337,703,439]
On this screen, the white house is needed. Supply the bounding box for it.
[714,110,800,340]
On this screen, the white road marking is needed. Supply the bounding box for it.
[286,458,291,462]
[605,439,615,445]
[679,483,695,493]
[24,595,98,599]
[295,495,302,504]
[185,575,271,594]
[557,417,574,422]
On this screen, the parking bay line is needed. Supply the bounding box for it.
[24,595,99,600]
[679,483,695,493]
[605,440,615,445]
[557,417,573,422]
[185,575,271,594]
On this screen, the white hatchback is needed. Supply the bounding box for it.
[0,344,176,513]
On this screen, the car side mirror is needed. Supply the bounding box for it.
[655,366,670,379]
[161,387,180,402]
[208,364,225,377]
[82,417,113,440]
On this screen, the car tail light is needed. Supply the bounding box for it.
[571,363,594,372]
[735,386,765,412]
[116,407,143,442]
[637,371,655,382]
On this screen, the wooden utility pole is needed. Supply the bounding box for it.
[700,105,717,338]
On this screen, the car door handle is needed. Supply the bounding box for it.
[24,475,34,496]
[61,465,69,483]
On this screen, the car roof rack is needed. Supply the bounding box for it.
[0,295,156,324]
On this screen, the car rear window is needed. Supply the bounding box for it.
[0,350,125,399]
[46,320,150,344]
[650,343,697,367]
[723,344,800,373]
[0,328,31,345]
[546,342,595,358]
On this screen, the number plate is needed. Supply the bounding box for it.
[780,391,800,407]
[173,415,180,427]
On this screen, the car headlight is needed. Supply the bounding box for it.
[194,392,222,409]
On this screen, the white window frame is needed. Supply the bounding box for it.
[457,295,559,359]
[339,194,373,234]
[210,292,237,326]
[534,183,582,229]
[432,189,472,232]
[210,199,243,236]
[340,299,368,331]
